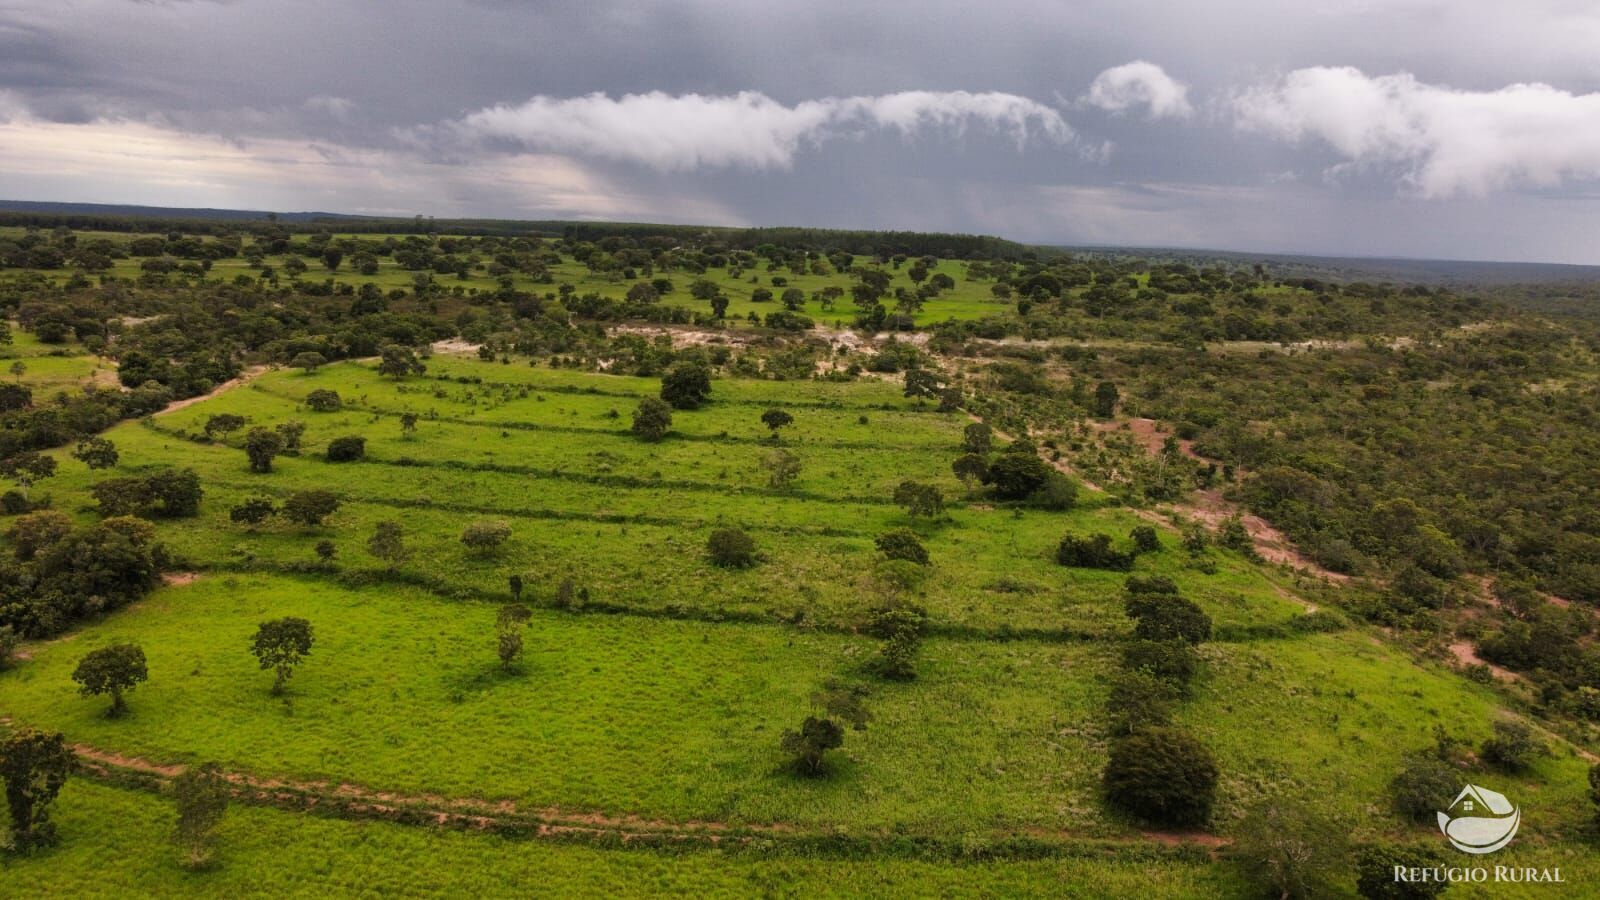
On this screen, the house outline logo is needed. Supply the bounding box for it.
[1437,784,1520,854]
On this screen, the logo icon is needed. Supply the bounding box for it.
[1438,784,1520,854]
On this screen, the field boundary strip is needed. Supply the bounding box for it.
[65,741,1224,861]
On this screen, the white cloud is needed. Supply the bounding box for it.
[1233,66,1600,197]
[1082,61,1193,119]
[446,89,1072,171]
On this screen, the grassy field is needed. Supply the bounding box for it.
[3,353,1597,895]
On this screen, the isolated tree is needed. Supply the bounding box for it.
[709,295,729,319]
[0,728,74,851]
[660,361,712,409]
[367,520,408,569]
[203,413,247,441]
[72,643,149,717]
[1,452,56,501]
[243,427,284,473]
[1103,727,1219,827]
[321,248,343,272]
[707,527,757,568]
[962,422,992,454]
[250,617,314,694]
[281,489,340,527]
[377,344,425,378]
[867,603,927,681]
[631,397,673,442]
[508,574,523,602]
[1233,797,1349,900]
[8,360,25,382]
[314,540,337,563]
[892,480,944,519]
[875,528,929,565]
[325,435,366,462]
[291,351,327,373]
[461,519,512,556]
[172,761,229,869]
[1093,380,1120,418]
[495,604,532,671]
[399,412,419,438]
[763,449,802,489]
[304,389,342,411]
[229,497,277,527]
[1388,752,1459,823]
[780,716,845,777]
[760,408,794,438]
[72,436,119,470]
[5,509,73,560]
[275,420,306,454]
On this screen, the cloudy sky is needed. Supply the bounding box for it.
[3,0,1600,262]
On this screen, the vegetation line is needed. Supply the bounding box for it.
[68,742,1215,861]
[250,382,954,453]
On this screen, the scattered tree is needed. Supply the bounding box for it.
[1130,525,1162,553]
[399,412,419,438]
[763,448,802,489]
[249,617,314,694]
[325,435,366,462]
[71,643,149,717]
[290,352,327,374]
[275,420,306,454]
[229,497,277,527]
[1103,727,1219,828]
[1,452,56,501]
[304,389,342,412]
[0,728,74,851]
[1233,797,1349,900]
[281,489,340,527]
[631,397,673,442]
[243,427,284,473]
[172,762,229,869]
[874,529,929,565]
[71,437,118,470]
[760,408,794,438]
[203,413,247,441]
[377,344,425,378]
[780,716,845,777]
[1480,720,1541,772]
[892,480,944,519]
[962,422,992,454]
[495,604,532,671]
[660,362,713,410]
[367,520,408,569]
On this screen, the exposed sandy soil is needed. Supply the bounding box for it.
[154,365,270,416]
[161,572,202,587]
[1446,641,1521,682]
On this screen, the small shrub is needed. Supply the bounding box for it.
[460,519,513,556]
[304,389,341,412]
[1388,752,1459,823]
[874,528,929,565]
[325,435,366,462]
[1056,533,1135,570]
[1130,525,1162,553]
[707,528,757,568]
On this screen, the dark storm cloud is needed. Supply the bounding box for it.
[3,0,1600,261]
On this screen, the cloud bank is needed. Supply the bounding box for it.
[448,90,1072,171]
[1083,61,1193,119]
[1233,67,1600,197]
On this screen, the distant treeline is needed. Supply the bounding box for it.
[0,207,1030,260]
